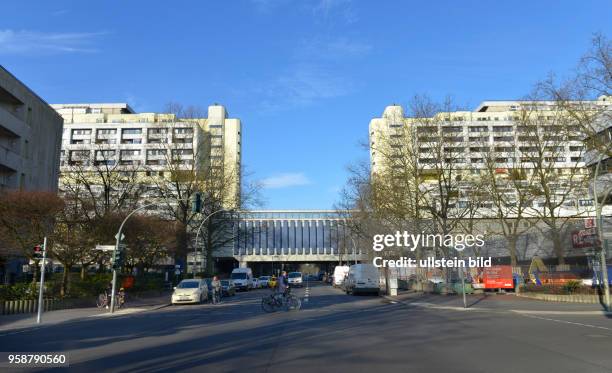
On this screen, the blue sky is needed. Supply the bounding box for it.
[2,1,611,209]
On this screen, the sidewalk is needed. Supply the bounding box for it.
[385,291,612,315]
[0,291,172,334]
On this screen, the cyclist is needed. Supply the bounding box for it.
[211,276,222,304]
[103,281,113,309]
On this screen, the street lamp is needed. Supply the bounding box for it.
[192,209,231,277]
[110,202,158,313]
[592,152,611,310]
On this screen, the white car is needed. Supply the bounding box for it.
[288,272,303,287]
[259,276,271,288]
[172,279,208,305]
[252,278,260,289]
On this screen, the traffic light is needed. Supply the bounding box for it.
[192,192,202,213]
[33,245,43,259]
[112,247,124,270]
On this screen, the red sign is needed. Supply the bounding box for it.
[572,229,598,249]
[482,265,513,289]
[584,218,596,229]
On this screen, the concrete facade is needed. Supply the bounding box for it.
[0,66,63,192]
[51,103,241,208]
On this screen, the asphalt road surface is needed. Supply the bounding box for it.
[1,283,612,372]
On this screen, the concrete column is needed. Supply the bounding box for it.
[239,259,248,268]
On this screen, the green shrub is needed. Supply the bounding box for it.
[0,282,39,301]
[563,280,582,294]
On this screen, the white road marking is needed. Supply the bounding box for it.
[519,314,612,332]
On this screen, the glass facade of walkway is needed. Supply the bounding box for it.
[234,210,359,257]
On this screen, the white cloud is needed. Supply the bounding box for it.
[256,64,353,112]
[0,29,106,55]
[261,173,312,189]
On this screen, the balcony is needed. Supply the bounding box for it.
[0,143,20,171]
[0,107,25,138]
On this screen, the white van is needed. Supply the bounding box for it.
[333,265,350,287]
[231,267,253,291]
[345,264,381,295]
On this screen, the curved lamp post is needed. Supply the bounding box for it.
[592,152,611,310]
[192,209,231,277]
[110,202,158,313]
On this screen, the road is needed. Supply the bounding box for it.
[1,283,612,372]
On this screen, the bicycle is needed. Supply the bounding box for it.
[212,289,221,304]
[261,287,301,313]
[96,290,126,309]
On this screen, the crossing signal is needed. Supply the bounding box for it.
[112,247,125,270]
[33,245,43,259]
[192,192,202,213]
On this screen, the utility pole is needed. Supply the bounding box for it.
[36,237,47,324]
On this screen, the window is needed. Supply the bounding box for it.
[492,126,512,132]
[469,126,488,133]
[121,138,142,144]
[122,128,142,135]
[174,128,193,134]
[147,149,166,156]
[493,136,513,142]
[209,124,222,128]
[172,149,193,156]
[443,126,462,133]
[70,139,90,144]
[72,129,91,136]
[97,129,116,135]
[148,128,167,134]
[120,150,141,157]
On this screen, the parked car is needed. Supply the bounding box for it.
[288,272,303,287]
[333,265,350,287]
[269,276,278,289]
[252,277,261,289]
[221,279,236,297]
[231,267,253,291]
[172,279,208,305]
[344,264,381,295]
[259,276,271,288]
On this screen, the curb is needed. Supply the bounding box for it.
[384,295,612,316]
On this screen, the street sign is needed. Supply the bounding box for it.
[115,233,125,241]
[585,217,596,229]
[95,245,116,251]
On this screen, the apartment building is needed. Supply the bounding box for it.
[52,103,241,208]
[0,66,63,192]
[369,96,611,215]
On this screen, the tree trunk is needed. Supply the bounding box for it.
[507,236,518,267]
[61,265,71,297]
[552,232,565,265]
[80,265,86,280]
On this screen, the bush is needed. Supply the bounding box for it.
[67,273,112,299]
[563,280,582,294]
[129,274,165,293]
[523,282,598,295]
[0,282,39,301]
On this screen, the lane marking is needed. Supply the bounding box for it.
[519,314,612,332]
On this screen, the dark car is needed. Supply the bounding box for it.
[220,279,236,297]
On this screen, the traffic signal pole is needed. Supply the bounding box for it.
[36,237,47,324]
[109,233,120,314]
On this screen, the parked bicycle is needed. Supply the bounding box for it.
[261,287,301,312]
[96,288,126,309]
